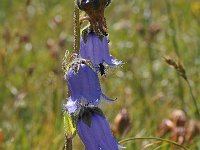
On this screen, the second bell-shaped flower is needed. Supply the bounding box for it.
[80,32,122,69]
[66,63,113,108]
[77,107,120,150]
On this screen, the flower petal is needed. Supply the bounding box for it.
[77,111,120,150]
[67,68,82,101]
[101,93,115,102]
[77,119,98,150]
[79,64,101,105]
[66,63,103,106]
[63,98,78,114]
[95,114,119,150]
[80,32,122,68]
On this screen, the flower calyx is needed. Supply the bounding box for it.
[81,26,104,44]
[66,53,94,74]
[76,106,105,127]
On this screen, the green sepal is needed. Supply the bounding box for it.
[82,108,92,127]
[63,111,76,138]
[77,107,105,127]
[81,26,106,43]
[92,107,105,118]
[81,26,92,44]
[98,34,104,41]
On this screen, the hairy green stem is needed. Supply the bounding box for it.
[63,1,80,149]
[73,0,80,53]
[119,137,188,150]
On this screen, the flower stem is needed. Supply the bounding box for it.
[73,0,80,53]
[63,135,72,150]
[165,0,185,110]
[165,0,180,57]
[63,1,80,149]
[185,79,200,118]
[119,137,188,150]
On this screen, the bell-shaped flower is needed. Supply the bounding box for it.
[80,32,122,70]
[77,107,121,150]
[65,63,113,113]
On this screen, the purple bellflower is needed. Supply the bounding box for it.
[80,32,122,71]
[64,62,113,114]
[77,107,121,150]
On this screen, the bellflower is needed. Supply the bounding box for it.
[80,32,122,71]
[77,107,120,150]
[65,62,113,113]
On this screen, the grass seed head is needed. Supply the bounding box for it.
[163,56,187,80]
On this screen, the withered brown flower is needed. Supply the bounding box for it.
[112,108,130,136]
[157,109,200,145]
[77,0,111,35]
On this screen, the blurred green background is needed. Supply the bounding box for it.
[0,0,200,149]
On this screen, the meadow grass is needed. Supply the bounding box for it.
[0,0,200,149]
